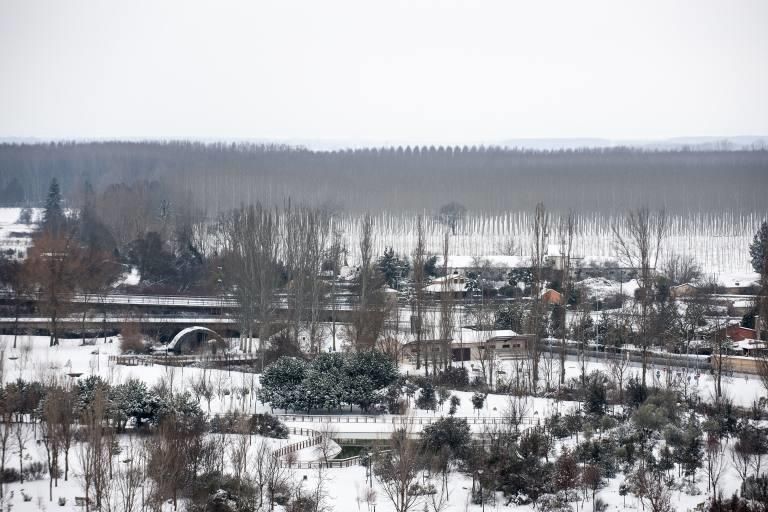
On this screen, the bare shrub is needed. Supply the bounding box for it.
[119,323,145,353]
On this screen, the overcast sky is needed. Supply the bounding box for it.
[1,0,767,144]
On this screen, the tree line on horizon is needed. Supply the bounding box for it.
[0,141,766,215]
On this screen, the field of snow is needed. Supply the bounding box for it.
[331,210,764,275]
[1,333,765,511]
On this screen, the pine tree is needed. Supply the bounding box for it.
[750,221,768,274]
[42,178,64,233]
[416,381,436,410]
[376,247,410,289]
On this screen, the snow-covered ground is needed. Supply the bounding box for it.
[0,207,38,259]
[0,331,764,511]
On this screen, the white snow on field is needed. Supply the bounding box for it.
[715,271,761,289]
[439,254,528,269]
[1,333,765,511]
[0,207,38,258]
[575,277,639,300]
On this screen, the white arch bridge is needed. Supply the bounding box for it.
[166,326,226,353]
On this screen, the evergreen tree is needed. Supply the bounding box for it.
[42,178,64,233]
[416,381,437,410]
[471,392,486,414]
[375,247,410,289]
[421,417,471,457]
[750,220,768,274]
[448,395,460,415]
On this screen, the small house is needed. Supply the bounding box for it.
[404,329,532,363]
[670,283,699,299]
[720,323,757,342]
[424,272,467,299]
[541,288,564,305]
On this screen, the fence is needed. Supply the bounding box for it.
[280,455,366,469]
[108,353,261,368]
[274,413,542,427]
[269,425,380,468]
[271,426,323,460]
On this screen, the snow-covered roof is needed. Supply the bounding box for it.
[425,281,466,293]
[732,339,767,352]
[715,272,761,288]
[671,283,699,289]
[732,299,756,309]
[457,328,519,344]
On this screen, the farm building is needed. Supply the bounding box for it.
[731,338,768,356]
[670,283,700,298]
[731,298,756,316]
[425,272,468,298]
[716,273,761,294]
[720,322,758,342]
[404,329,532,363]
[541,288,564,305]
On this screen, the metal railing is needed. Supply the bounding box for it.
[108,353,261,367]
[274,413,541,426]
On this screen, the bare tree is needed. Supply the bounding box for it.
[13,412,31,485]
[0,256,32,350]
[25,229,84,347]
[283,205,329,351]
[631,466,673,512]
[705,435,727,502]
[352,214,377,350]
[661,253,702,285]
[505,393,532,432]
[0,385,14,499]
[296,465,331,512]
[606,310,631,402]
[529,202,549,392]
[247,438,274,510]
[113,439,143,512]
[315,422,338,468]
[327,223,345,352]
[469,303,495,388]
[76,247,121,346]
[147,419,182,510]
[612,207,668,388]
[439,230,455,371]
[557,212,575,386]
[373,428,424,512]
[411,215,427,372]
[731,428,759,490]
[229,418,251,496]
[221,205,281,364]
[41,384,67,501]
[58,388,75,481]
[709,308,730,400]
